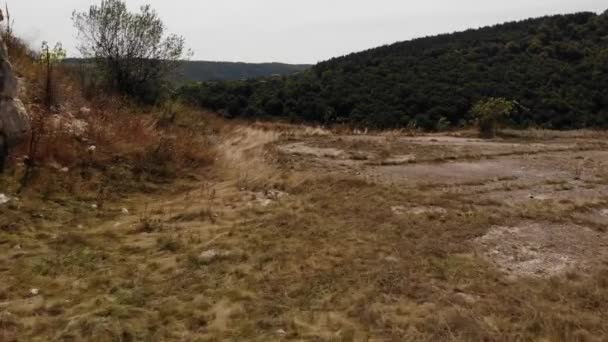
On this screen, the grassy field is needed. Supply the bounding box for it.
[2,125,608,341]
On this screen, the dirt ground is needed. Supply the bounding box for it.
[2,128,608,341]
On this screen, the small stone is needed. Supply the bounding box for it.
[198,249,232,264]
[384,256,400,263]
[60,167,69,173]
[30,288,39,296]
[391,206,406,214]
[276,329,287,335]
[121,208,130,214]
[259,199,273,207]
[0,193,10,205]
[91,204,98,209]
[87,145,96,153]
[79,107,92,115]
[455,292,478,305]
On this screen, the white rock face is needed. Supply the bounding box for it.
[0,98,29,145]
[0,59,18,98]
[0,11,30,159]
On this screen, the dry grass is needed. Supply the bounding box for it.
[4,33,608,342]
[4,164,608,340]
[3,123,608,341]
[500,128,608,140]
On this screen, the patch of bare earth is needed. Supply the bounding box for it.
[475,222,608,278]
[277,134,607,186]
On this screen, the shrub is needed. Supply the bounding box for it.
[72,0,188,103]
[470,98,516,138]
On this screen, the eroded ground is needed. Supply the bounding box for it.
[2,128,608,341]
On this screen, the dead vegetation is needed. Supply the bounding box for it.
[4,36,219,199]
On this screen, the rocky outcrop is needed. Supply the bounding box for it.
[0,9,29,171]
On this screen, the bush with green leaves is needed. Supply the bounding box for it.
[470,98,516,138]
[72,0,189,103]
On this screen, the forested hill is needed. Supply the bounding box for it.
[176,61,310,82]
[180,11,608,129]
[63,59,310,82]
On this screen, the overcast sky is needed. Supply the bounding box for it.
[9,0,607,64]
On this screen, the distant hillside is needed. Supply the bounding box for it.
[180,11,608,129]
[176,61,310,82]
[63,59,310,83]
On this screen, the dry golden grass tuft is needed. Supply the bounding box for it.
[216,126,283,191]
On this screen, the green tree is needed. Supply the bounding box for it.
[470,98,516,138]
[19,42,68,188]
[40,41,66,109]
[72,0,189,103]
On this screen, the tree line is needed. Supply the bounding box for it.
[179,11,608,130]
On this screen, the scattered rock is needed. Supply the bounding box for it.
[29,288,40,296]
[253,189,289,207]
[259,199,273,207]
[454,292,479,305]
[276,329,287,336]
[0,193,10,205]
[382,154,416,165]
[390,206,404,214]
[475,222,608,278]
[91,204,98,209]
[384,256,400,263]
[600,209,608,217]
[48,113,88,137]
[198,249,233,264]
[87,145,97,154]
[121,208,130,214]
[60,167,69,173]
[79,107,92,115]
